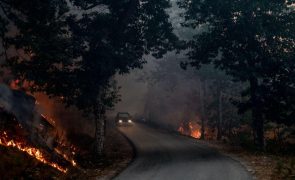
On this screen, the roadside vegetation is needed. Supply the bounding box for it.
[0,118,133,179]
[140,1,295,179]
[0,0,174,177]
[0,0,295,179]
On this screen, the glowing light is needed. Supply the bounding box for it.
[41,114,56,125]
[54,148,77,167]
[178,121,201,139]
[0,131,68,173]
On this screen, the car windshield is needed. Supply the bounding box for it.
[118,113,129,118]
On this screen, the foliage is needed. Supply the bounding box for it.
[178,0,295,147]
[0,0,177,114]
[275,157,295,180]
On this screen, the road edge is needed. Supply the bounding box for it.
[112,128,137,179]
[139,122,254,179]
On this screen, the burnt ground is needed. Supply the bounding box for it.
[198,140,295,180]
[0,121,134,179]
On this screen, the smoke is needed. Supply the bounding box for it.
[0,83,93,140]
[142,53,202,129]
[114,53,201,129]
[0,83,37,129]
[0,84,13,111]
[34,93,95,137]
[112,1,202,127]
[114,50,239,132]
[112,1,229,130]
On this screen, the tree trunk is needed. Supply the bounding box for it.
[217,90,223,140]
[200,80,205,140]
[94,107,106,156]
[250,77,264,149]
[228,118,233,138]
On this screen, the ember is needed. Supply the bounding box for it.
[41,114,77,167]
[0,83,78,172]
[41,114,56,126]
[0,131,68,173]
[54,147,77,167]
[9,79,32,91]
[178,121,201,139]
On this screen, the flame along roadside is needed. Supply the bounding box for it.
[0,131,68,173]
[178,121,201,139]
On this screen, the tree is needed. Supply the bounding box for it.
[1,0,177,155]
[178,0,295,149]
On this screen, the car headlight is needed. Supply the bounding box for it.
[128,120,132,123]
[119,120,123,123]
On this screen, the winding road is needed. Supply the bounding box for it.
[115,123,252,180]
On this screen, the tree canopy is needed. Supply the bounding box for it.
[178,0,295,147]
[0,0,178,114]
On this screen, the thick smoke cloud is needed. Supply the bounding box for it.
[0,83,36,129]
[114,53,202,129]
[34,93,95,136]
[0,84,94,138]
[113,0,199,125]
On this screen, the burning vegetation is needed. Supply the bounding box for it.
[178,121,201,139]
[0,130,67,173]
[0,84,79,174]
[0,108,79,173]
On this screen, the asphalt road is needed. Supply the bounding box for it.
[115,123,252,180]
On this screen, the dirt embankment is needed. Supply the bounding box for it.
[82,123,134,179]
[0,122,134,179]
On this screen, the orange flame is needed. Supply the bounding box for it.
[10,79,20,89]
[54,148,77,167]
[5,80,77,170]
[41,115,77,167]
[178,121,201,139]
[9,79,32,91]
[0,131,68,173]
[41,114,56,126]
[188,122,201,139]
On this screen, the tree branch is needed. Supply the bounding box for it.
[0,1,10,19]
[83,3,101,10]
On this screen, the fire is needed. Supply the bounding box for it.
[41,114,56,125]
[178,126,185,134]
[10,79,20,89]
[188,122,201,139]
[54,148,77,167]
[9,79,33,91]
[4,81,78,170]
[178,121,201,139]
[0,131,68,173]
[41,114,77,167]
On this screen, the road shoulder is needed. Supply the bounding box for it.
[198,140,295,180]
